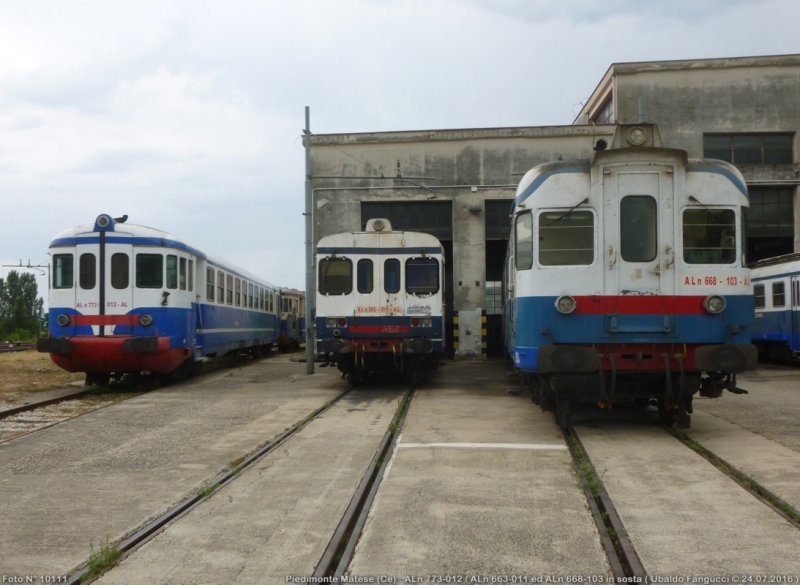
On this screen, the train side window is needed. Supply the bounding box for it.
[166,255,178,289]
[207,268,215,301]
[357,259,374,293]
[79,253,96,290]
[621,197,656,262]
[235,278,241,306]
[53,254,74,289]
[683,208,736,264]
[188,260,194,292]
[406,258,439,295]
[226,275,233,305]
[179,258,187,291]
[136,254,163,288]
[319,258,353,295]
[772,282,786,308]
[538,210,594,266]
[249,283,254,308]
[217,271,225,303]
[754,284,765,309]
[515,212,533,270]
[384,258,401,293]
[111,253,129,289]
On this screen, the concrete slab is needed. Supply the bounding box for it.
[348,361,611,578]
[95,388,406,584]
[577,418,800,576]
[0,357,345,577]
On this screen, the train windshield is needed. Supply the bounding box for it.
[406,258,439,295]
[53,254,74,289]
[538,210,594,266]
[319,258,353,295]
[136,254,163,288]
[682,208,736,264]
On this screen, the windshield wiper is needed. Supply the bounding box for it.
[546,198,589,226]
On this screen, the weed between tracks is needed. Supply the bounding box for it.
[83,537,121,582]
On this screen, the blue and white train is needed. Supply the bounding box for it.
[315,218,445,385]
[503,125,758,428]
[278,287,306,352]
[37,214,280,385]
[751,252,800,361]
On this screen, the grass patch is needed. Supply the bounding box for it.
[83,536,121,581]
[195,481,217,498]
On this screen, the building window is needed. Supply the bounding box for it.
[704,134,794,164]
[748,187,794,237]
[538,209,595,266]
[772,281,786,308]
[754,284,765,309]
[485,200,514,239]
[485,281,502,315]
[362,201,452,240]
[592,98,614,124]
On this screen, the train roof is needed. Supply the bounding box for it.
[750,252,800,269]
[47,214,277,289]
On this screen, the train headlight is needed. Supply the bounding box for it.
[703,295,726,314]
[422,317,432,328]
[555,295,577,314]
[56,314,71,326]
[138,314,154,326]
[326,317,336,327]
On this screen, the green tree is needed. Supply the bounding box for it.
[0,270,44,340]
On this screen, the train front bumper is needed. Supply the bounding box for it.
[38,336,189,374]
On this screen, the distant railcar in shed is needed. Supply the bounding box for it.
[315,218,445,385]
[751,252,800,361]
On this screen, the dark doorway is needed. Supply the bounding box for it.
[485,200,513,357]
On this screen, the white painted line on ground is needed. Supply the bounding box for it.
[397,442,567,450]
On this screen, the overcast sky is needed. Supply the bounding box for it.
[1,0,797,308]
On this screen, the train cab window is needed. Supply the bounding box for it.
[319,258,353,295]
[179,258,187,291]
[79,253,96,290]
[226,275,233,305]
[235,278,242,306]
[136,254,163,288]
[53,254,74,289]
[357,259,374,294]
[683,208,736,264]
[515,212,533,270]
[217,271,225,303]
[621,197,656,262]
[188,260,194,292]
[754,284,766,309]
[111,253,129,289]
[166,255,178,290]
[772,282,786,308]
[207,268,215,301]
[406,258,439,295]
[384,258,401,293]
[538,210,594,266]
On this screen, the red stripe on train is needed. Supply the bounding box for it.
[73,314,138,326]
[570,295,711,315]
[348,325,410,334]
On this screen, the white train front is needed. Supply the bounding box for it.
[315,218,444,384]
[38,214,280,384]
[504,126,758,428]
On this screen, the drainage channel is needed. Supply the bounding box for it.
[565,425,647,581]
[314,386,415,579]
[66,386,354,585]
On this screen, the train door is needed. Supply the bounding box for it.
[104,232,134,334]
[603,166,676,333]
[353,233,381,332]
[792,277,800,352]
[74,232,100,332]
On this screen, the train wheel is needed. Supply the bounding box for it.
[556,395,572,430]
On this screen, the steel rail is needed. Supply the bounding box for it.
[314,385,415,579]
[565,425,647,580]
[65,385,354,585]
[0,389,92,420]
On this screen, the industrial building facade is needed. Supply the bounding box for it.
[309,54,800,360]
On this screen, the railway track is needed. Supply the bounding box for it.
[65,381,416,583]
[0,342,36,354]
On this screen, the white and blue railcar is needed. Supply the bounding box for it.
[38,214,280,385]
[278,287,306,352]
[316,218,445,385]
[504,126,757,428]
[751,253,800,360]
